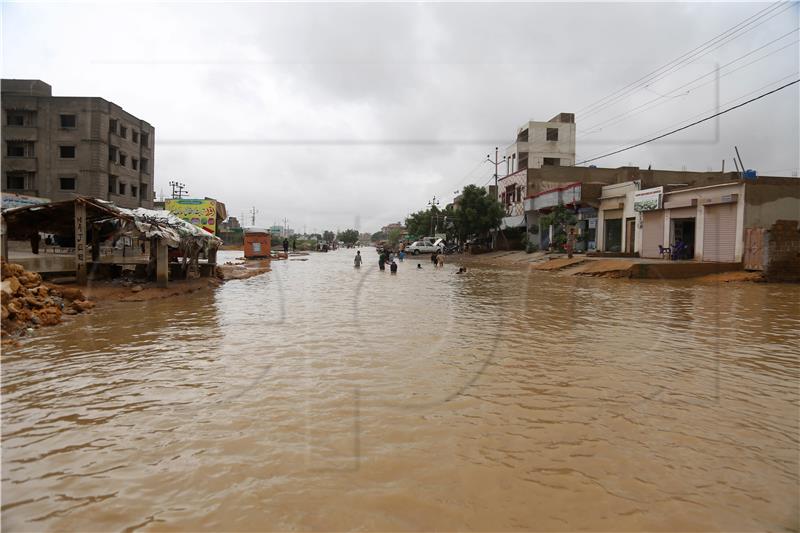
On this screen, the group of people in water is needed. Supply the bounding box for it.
[353,249,465,275]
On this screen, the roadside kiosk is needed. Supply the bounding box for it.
[243,227,271,259]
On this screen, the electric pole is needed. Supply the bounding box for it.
[486,147,507,191]
[169,181,188,199]
[249,207,258,226]
[428,196,440,236]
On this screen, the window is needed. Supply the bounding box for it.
[7,141,34,157]
[59,145,76,158]
[131,185,138,197]
[119,153,127,166]
[119,182,126,195]
[140,132,149,147]
[132,158,138,170]
[7,112,25,126]
[543,157,560,166]
[60,114,77,128]
[6,172,27,190]
[141,158,149,174]
[140,184,148,200]
[59,176,76,190]
[132,131,139,143]
[120,126,127,139]
[109,145,118,163]
[546,128,559,141]
[6,110,35,126]
[109,118,118,134]
[108,175,118,194]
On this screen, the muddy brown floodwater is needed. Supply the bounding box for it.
[2,249,799,531]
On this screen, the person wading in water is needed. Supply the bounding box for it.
[354,250,362,268]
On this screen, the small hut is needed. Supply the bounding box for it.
[243,227,271,259]
[1,196,221,287]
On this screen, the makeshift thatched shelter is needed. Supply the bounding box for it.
[1,196,221,286]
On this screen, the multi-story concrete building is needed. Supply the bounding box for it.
[505,112,576,173]
[2,79,155,209]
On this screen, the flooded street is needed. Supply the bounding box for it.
[2,249,799,531]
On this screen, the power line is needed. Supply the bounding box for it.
[579,30,799,136]
[575,79,799,165]
[577,1,793,119]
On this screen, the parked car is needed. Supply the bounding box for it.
[406,238,444,255]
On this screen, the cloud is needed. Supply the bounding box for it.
[2,2,797,231]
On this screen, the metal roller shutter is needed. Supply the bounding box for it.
[641,211,665,258]
[703,204,737,262]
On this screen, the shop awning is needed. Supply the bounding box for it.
[500,215,526,230]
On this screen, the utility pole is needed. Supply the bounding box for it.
[169,181,188,199]
[486,147,507,191]
[249,207,258,226]
[428,195,440,236]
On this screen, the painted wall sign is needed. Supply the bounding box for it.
[2,193,50,211]
[165,199,217,234]
[633,187,663,212]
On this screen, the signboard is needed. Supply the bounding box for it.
[633,187,663,212]
[165,198,217,234]
[2,192,50,211]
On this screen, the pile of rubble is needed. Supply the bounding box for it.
[1,262,95,340]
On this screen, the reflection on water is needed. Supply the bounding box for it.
[2,249,799,531]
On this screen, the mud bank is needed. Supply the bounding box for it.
[456,251,766,282]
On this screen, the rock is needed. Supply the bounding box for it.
[1,277,22,297]
[130,285,143,293]
[63,307,78,315]
[7,300,23,316]
[18,272,42,288]
[60,287,86,302]
[23,294,45,308]
[1,262,24,279]
[37,286,49,299]
[1,305,8,320]
[72,299,95,313]
[34,307,62,326]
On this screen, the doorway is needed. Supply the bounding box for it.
[605,218,622,252]
[671,218,696,259]
[625,218,636,254]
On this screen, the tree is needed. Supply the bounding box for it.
[322,230,335,243]
[539,203,577,251]
[337,229,359,245]
[405,205,440,238]
[371,231,387,242]
[451,184,504,242]
[387,228,402,248]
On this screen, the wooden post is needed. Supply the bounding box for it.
[156,239,169,288]
[74,201,88,285]
[91,224,100,262]
[1,216,8,263]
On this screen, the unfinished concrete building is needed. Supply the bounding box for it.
[2,79,155,209]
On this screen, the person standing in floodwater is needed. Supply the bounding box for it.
[566,228,576,259]
[430,251,438,266]
[292,238,297,252]
[283,238,289,255]
[390,260,398,274]
[354,250,362,268]
[378,251,386,271]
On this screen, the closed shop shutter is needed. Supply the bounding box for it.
[703,203,737,262]
[641,211,665,258]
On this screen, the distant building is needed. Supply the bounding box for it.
[1,79,155,209]
[497,113,576,235]
[505,112,576,173]
[381,222,405,234]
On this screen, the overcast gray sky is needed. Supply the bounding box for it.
[3,1,798,233]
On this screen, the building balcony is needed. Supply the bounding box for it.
[2,126,38,141]
[2,157,38,172]
[525,182,582,212]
